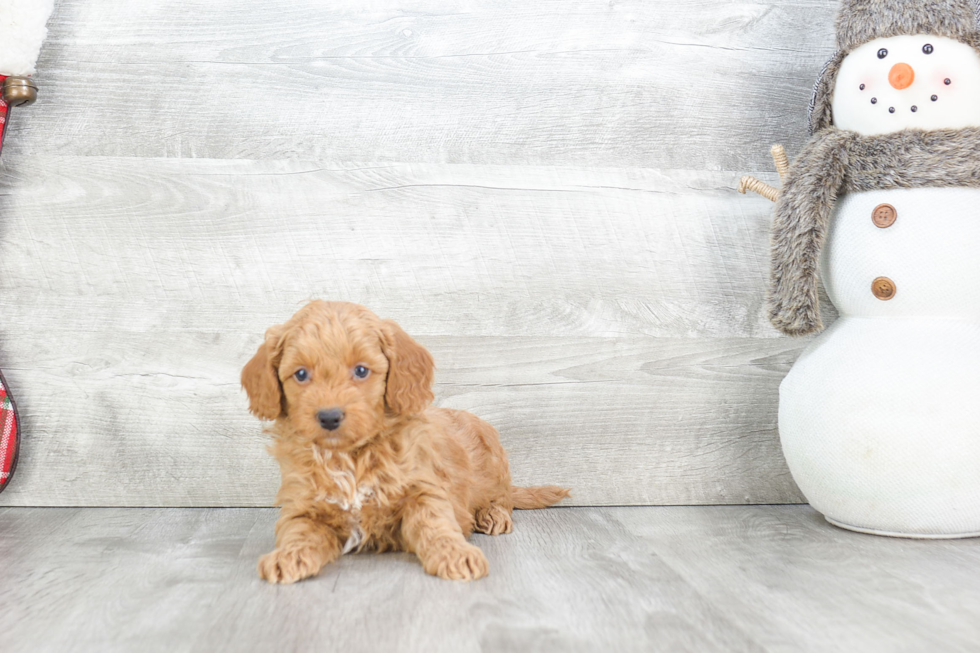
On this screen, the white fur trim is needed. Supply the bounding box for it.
[0,0,55,76]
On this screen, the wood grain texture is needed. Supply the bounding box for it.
[0,155,810,506]
[5,0,837,171]
[2,506,979,653]
[0,0,844,506]
[0,330,808,506]
[0,157,787,338]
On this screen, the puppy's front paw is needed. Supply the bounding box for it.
[423,539,489,581]
[258,547,328,584]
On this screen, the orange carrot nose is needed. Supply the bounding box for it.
[889,63,915,89]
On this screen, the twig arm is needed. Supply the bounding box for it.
[738,175,780,202]
[771,144,789,181]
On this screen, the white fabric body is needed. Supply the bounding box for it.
[0,0,55,76]
[779,187,980,536]
[832,35,980,135]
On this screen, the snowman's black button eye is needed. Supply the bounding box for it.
[932,95,938,101]
[889,107,896,113]
[945,78,952,85]
[911,106,918,112]
[860,83,866,90]
[923,44,934,54]
[878,48,888,59]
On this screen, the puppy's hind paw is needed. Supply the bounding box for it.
[474,503,513,536]
[258,547,327,584]
[423,540,489,581]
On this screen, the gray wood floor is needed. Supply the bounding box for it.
[2,506,978,653]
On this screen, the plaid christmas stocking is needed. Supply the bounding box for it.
[0,76,12,492]
[0,75,7,154]
[0,79,21,493]
[0,370,19,493]
[0,1,55,493]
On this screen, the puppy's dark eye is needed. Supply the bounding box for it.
[923,44,934,54]
[878,48,888,59]
[353,365,370,379]
[294,368,310,383]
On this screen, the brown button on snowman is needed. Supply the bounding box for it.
[871,204,896,228]
[740,0,980,538]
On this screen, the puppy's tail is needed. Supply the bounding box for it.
[511,485,570,510]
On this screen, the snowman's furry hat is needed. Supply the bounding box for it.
[808,0,980,133]
[838,0,980,52]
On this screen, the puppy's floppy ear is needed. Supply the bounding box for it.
[241,325,286,420]
[380,319,434,416]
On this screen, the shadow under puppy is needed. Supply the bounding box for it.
[242,301,569,583]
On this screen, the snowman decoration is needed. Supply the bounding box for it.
[740,0,980,538]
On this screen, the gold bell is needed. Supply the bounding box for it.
[2,76,38,108]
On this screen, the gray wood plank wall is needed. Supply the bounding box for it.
[0,0,841,507]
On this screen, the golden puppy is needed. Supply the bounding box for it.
[242,301,569,583]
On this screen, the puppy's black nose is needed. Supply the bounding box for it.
[317,408,344,431]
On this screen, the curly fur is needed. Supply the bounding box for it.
[769,126,980,336]
[241,301,569,583]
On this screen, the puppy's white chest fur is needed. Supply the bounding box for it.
[312,448,375,554]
